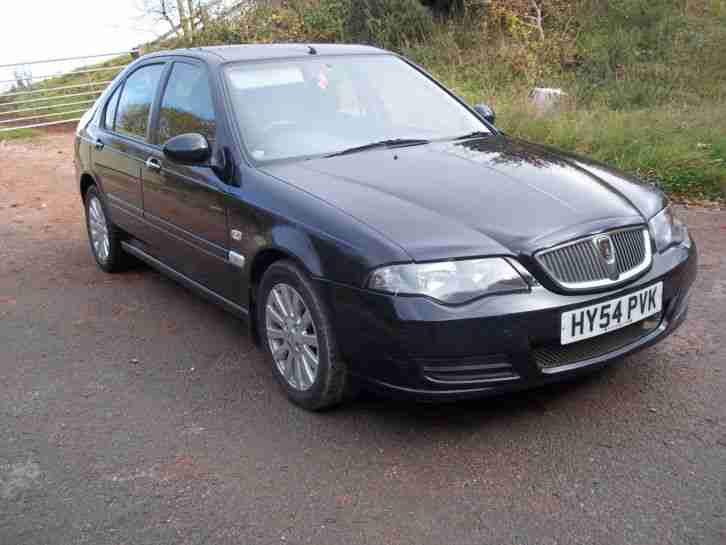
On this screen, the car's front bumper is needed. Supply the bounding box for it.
[315,241,697,401]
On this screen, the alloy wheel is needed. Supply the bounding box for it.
[88,196,110,263]
[265,283,320,391]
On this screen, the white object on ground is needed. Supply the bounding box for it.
[530,87,568,112]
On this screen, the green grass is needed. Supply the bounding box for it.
[436,88,726,202]
[0,127,40,140]
[508,104,725,201]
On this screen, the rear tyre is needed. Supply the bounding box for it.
[257,260,351,410]
[84,185,132,273]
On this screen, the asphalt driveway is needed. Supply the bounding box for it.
[1,133,724,545]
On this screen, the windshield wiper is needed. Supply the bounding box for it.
[451,131,491,141]
[324,138,429,158]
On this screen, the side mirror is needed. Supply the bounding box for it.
[473,103,496,125]
[162,133,211,164]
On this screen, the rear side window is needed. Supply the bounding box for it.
[157,62,216,145]
[104,86,121,130]
[115,64,165,140]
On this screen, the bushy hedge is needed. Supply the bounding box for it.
[186,0,434,52]
[344,0,434,49]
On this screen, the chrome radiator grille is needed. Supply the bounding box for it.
[535,227,651,291]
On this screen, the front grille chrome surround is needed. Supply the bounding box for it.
[535,227,652,292]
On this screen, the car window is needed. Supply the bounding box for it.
[369,61,462,134]
[157,62,216,146]
[224,55,488,162]
[115,64,165,141]
[104,86,121,130]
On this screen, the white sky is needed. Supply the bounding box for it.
[0,0,167,89]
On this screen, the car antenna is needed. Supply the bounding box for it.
[307,45,317,55]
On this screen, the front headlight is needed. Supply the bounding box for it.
[366,258,529,304]
[649,205,690,253]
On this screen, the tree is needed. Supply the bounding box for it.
[139,0,179,37]
[420,0,573,40]
[491,0,574,41]
[138,0,217,42]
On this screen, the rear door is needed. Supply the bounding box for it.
[142,59,235,300]
[92,62,166,234]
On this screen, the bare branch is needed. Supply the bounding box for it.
[529,0,545,41]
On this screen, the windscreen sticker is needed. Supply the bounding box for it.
[317,67,330,90]
[228,66,304,90]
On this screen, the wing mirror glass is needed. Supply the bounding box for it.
[473,103,496,125]
[162,133,211,164]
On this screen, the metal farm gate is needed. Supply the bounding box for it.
[0,50,138,133]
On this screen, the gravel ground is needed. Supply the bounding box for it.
[1,133,724,545]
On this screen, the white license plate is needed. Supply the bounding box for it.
[561,283,662,345]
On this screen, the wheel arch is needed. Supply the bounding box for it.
[246,243,319,346]
[79,172,98,201]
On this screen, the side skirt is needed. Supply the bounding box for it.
[121,240,250,322]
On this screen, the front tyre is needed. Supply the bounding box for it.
[257,260,351,410]
[84,186,131,273]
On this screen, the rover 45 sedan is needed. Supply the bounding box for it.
[74,44,696,410]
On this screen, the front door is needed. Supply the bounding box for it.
[142,60,235,301]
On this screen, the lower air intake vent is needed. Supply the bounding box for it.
[534,315,661,369]
[419,355,519,384]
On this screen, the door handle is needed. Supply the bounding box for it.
[145,157,162,172]
[94,138,104,150]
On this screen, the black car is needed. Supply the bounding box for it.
[74,44,697,410]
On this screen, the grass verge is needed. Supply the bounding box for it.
[0,128,41,141]
[463,95,725,202]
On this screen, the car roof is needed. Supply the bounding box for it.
[141,43,389,65]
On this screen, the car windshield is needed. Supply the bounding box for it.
[223,54,490,162]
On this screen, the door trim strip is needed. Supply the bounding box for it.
[121,240,248,318]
